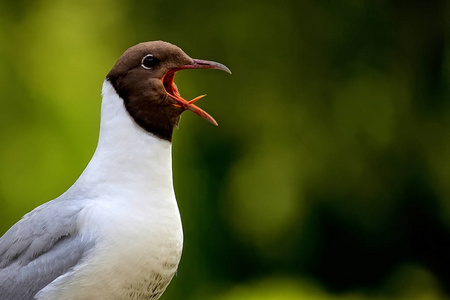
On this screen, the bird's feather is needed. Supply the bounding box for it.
[0,199,94,300]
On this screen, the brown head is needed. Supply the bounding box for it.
[106,41,231,141]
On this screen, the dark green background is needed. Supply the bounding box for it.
[1,0,449,299]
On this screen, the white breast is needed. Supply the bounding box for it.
[43,197,183,300]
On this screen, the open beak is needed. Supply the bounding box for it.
[162,59,231,126]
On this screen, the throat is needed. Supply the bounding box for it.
[71,80,175,196]
[106,76,182,142]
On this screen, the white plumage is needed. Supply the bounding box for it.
[36,80,183,299]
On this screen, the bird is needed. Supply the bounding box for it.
[0,41,230,300]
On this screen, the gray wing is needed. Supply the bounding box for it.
[0,199,94,300]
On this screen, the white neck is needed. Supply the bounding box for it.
[41,80,183,300]
[64,80,174,202]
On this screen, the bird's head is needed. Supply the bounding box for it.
[106,41,230,141]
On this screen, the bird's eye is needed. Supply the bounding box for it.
[141,54,159,70]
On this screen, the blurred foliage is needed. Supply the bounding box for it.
[0,0,449,299]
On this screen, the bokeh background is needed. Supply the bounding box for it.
[1,0,449,299]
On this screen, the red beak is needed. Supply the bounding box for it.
[162,59,231,126]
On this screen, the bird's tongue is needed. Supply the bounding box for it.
[162,70,217,126]
[162,59,231,126]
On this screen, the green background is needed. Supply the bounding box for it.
[1,0,449,299]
